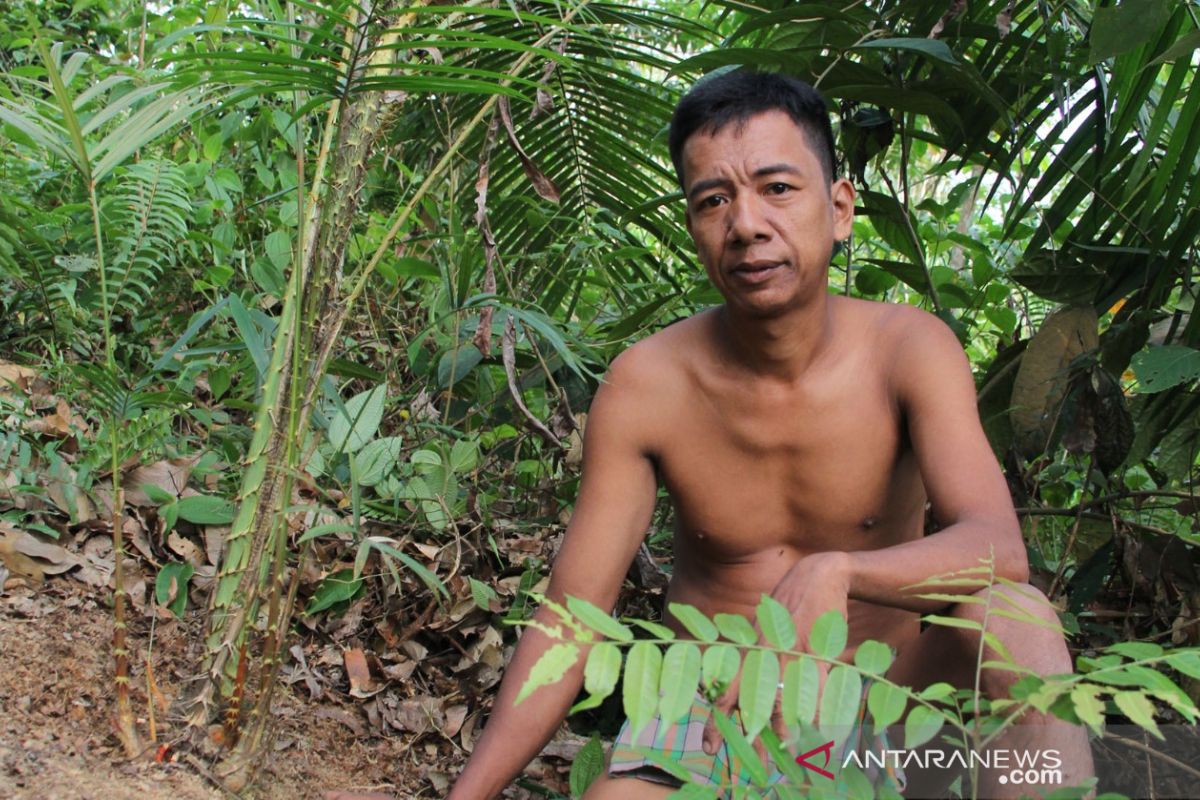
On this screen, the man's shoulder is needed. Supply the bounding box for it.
[606,311,710,385]
[834,296,957,356]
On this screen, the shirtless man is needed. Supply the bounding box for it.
[444,71,1094,799]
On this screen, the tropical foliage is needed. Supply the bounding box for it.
[1,0,1198,794]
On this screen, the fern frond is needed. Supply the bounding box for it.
[105,159,191,317]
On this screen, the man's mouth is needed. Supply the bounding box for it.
[730,260,784,284]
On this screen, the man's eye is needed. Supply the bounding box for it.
[766,183,791,195]
[699,195,725,209]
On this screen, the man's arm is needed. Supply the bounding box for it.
[449,349,660,800]
[842,307,1029,609]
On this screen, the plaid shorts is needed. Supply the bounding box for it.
[608,686,905,798]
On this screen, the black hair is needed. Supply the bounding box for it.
[668,70,838,189]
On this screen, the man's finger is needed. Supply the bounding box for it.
[701,679,739,755]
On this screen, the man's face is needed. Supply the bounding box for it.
[681,110,855,318]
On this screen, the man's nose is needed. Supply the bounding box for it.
[725,195,771,245]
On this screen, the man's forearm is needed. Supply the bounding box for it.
[449,607,588,800]
[843,518,1029,612]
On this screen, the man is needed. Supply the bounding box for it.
[446,71,1094,799]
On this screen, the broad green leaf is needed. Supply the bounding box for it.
[1070,684,1105,732]
[1131,346,1200,393]
[808,611,848,660]
[569,736,605,798]
[154,561,194,618]
[782,656,820,728]
[264,229,292,271]
[449,438,479,473]
[1148,30,1200,66]
[1166,652,1200,680]
[516,642,580,705]
[629,619,676,640]
[1113,691,1162,738]
[756,595,797,651]
[659,643,702,724]
[469,577,498,612]
[903,705,944,749]
[918,682,957,702]
[1089,0,1170,63]
[176,494,235,524]
[854,640,894,675]
[567,595,633,642]
[140,483,176,505]
[353,436,403,486]
[669,603,718,642]
[856,37,958,65]
[738,649,780,739]
[711,709,769,787]
[714,612,757,646]
[818,665,862,740]
[584,642,622,699]
[702,644,740,694]
[867,681,906,730]
[1107,642,1164,660]
[328,385,386,454]
[304,569,362,615]
[624,641,663,739]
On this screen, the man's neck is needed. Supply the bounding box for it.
[716,295,835,383]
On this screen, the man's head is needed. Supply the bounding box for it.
[668,71,838,191]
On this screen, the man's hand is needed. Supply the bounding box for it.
[701,552,851,757]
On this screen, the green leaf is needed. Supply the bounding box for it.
[922,614,983,632]
[584,642,622,699]
[567,595,633,642]
[855,37,958,65]
[1148,30,1200,66]
[1089,0,1170,63]
[808,611,848,660]
[714,612,757,646]
[328,385,386,454]
[1166,652,1200,680]
[867,681,906,730]
[569,736,605,799]
[669,603,719,642]
[738,649,781,740]
[516,642,581,705]
[264,229,292,271]
[1113,691,1162,738]
[918,682,957,702]
[353,436,403,486]
[854,640,894,675]
[904,705,945,749]
[296,521,356,543]
[304,569,362,616]
[1107,642,1164,660]
[154,561,194,618]
[756,595,797,651]
[140,483,176,505]
[702,644,740,695]
[711,709,769,787]
[449,438,479,473]
[629,619,676,640]
[624,641,663,739]
[469,577,498,612]
[782,656,820,729]
[1070,684,1105,732]
[176,494,235,524]
[1130,346,1200,393]
[819,665,862,740]
[659,642,702,724]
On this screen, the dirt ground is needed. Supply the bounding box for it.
[0,577,571,800]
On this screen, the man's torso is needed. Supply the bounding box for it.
[628,297,928,652]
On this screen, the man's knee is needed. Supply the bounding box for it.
[952,582,1072,682]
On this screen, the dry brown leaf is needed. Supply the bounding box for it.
[124,456,199,506]
[497,96,560,203]
[167,530,205,567]
[0,524,81,582]
[344,648,383,699]
[0,361,36,397]
[441,704,468,738]
[204,525,226,566]
[44,461,97,523]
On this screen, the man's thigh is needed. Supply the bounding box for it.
[582,771,677,800]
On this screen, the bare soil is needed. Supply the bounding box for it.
[0,578,569,800]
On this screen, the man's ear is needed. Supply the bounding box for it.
[830,178,856,239]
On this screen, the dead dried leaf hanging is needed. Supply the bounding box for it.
[497,96,560,203]
[1010,306,1099,457]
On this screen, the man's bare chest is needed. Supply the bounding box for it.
[653,376,924,558]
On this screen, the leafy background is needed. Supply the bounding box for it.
[1,0,1199,796]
